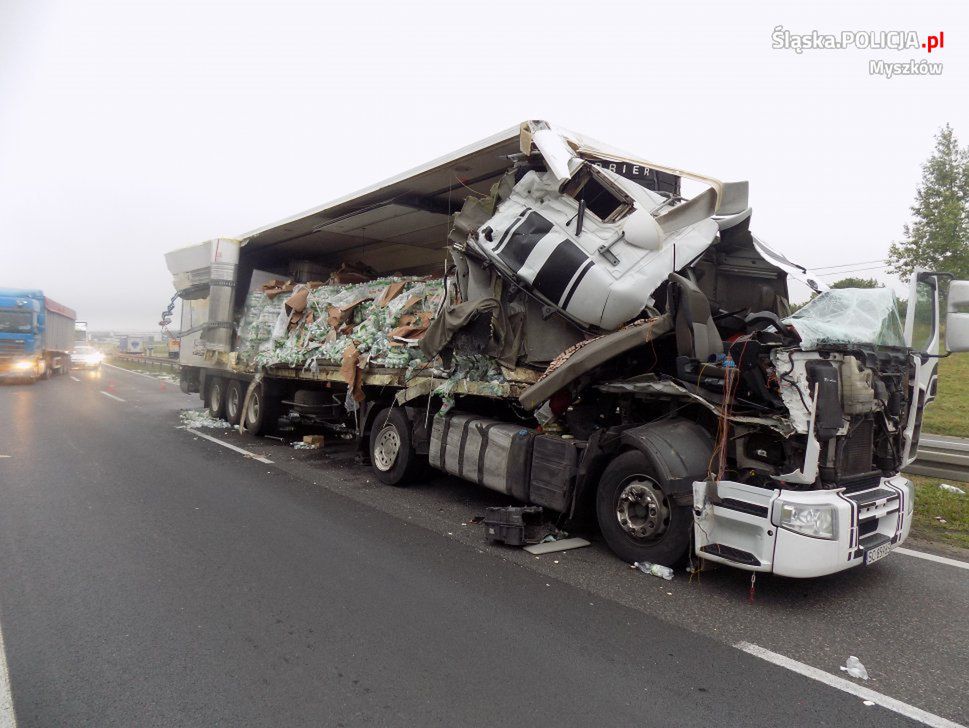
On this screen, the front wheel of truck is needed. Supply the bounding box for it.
[369,406,422,487]
[595,450,692,566]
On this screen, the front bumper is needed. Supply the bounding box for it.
[692,475,914,578]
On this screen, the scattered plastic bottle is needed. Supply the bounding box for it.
[632,561,674,581]
[840,656,869,680]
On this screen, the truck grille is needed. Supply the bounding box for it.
[0,339,26,355]
[837,420,874,477]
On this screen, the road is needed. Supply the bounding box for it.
[0,365,965,727]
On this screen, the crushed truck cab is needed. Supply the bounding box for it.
[164,120,969,578]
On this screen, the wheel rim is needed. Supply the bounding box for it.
[616,476,670,540]
[227,387,239,418]
[372,425,401,472]
[247,392,260,424]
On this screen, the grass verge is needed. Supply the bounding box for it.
[921,354,969,439]
[910,474,969,549]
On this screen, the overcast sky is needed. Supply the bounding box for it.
[1,0,967,330]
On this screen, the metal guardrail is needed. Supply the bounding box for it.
[905,435,969,482]
[110,353,181,372]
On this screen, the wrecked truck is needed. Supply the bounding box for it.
[163,120,969,578]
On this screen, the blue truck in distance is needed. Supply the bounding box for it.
[0,288,76,383]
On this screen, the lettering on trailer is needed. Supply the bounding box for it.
[588,158,680,196]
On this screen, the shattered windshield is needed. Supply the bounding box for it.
[783,287,906,349]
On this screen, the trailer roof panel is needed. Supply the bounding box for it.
[239,125,522,271]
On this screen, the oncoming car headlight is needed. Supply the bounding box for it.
[13,359,34,371]
[779,503,837,540]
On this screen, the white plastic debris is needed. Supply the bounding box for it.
[632,561,674,581]
[522,538,590,555]
[939,483,965,496]
[179,410,232,429]
[840,656,869,680]
[291,442,320,450]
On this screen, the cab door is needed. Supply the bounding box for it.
[902,270,940,464]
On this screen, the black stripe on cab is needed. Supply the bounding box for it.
[560,258,595,310]
[497,212,554,270]
[492,207,531,253]
[531,239,589,305]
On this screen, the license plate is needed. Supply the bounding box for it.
[864,541,894,565]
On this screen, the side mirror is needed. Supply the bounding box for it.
[946,280,969,353]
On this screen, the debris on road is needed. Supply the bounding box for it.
[840,656,869,680]
[293,435,325,450]
[939,483,965,495]
[631,561,675,581]
[483,506,548,546]
[179,410,232,429]
[523,538,591,555]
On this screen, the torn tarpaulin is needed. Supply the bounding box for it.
[419,297,521,370]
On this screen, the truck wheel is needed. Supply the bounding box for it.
[224,380,245,426]
[595,450,692,566]
[42,360,52,380]
[243,382,277,436]
[369,406,422,486]
[207,378,226,419]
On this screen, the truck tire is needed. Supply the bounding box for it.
[595,450,692,566]
[243,382,277,436]
[42,359,52,380]
[224,380,245,426]
[207,378,226,419]
[369,406,422,486]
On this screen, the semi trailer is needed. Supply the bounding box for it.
[0,288,76,383]
[164,120,969,577]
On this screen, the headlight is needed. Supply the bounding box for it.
[779,502,837,540]
[13,359,34,370]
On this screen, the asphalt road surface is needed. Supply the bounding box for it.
[0,365,966,727]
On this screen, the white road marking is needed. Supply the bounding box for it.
[735,642,965,728]
[99,391,126,402]
[69,376,80,382]
[896,547,969,571]
[182,428,274,464]
[0,614,17,727]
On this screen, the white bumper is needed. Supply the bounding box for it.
[692,475,914,578]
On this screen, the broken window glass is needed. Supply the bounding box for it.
[783,288,905,349]
[562,167,632,223]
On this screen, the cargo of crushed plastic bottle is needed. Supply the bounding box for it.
[236,275,447,374]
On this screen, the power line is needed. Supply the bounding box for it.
[812,258,886,271]
[817,264,890,277]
